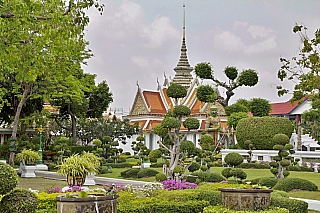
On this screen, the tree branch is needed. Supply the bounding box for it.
[157,140,174,154]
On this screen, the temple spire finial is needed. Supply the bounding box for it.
[183,4,186,40]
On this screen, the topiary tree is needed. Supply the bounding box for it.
[225,102,249,116]
[149,149,162,163]
[131,136,150,169]
[0,163,18,195]
[0,188,38,213]
[195,62,258,106]
[154,83,200,179]
[270,138,295,179]
[224,152,244,167]
[236,117,293,150]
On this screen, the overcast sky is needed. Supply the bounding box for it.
[82,0,320,112]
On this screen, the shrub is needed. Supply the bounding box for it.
[230,168,247,180]
[185,175,198,183]
[258,177,278,188]
[271,190,289,198]
[197,190,221,206]
[287,166,301,171]
[204,205,289,213]
[150,162,165,168]
[299,166,313,172]
[236,117,293,150]
[137,168,159,178]
[155,173,167,182]
[273,178,318,192]
[37,192,59,210]
[240,162,270,169]
[224,152,244,167]
[120,168,140,178]
[47,163,57,171]
[221,168,233,179]
[192,171,225,183]
[271,196,308,213]
[0,163,18,195]
[188,161,200,172]
[0,188,38,213]
[104,163,132,168]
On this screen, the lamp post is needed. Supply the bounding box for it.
[32,120,50,168]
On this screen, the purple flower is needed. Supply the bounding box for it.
[161,180,198,190]
[47,186,61,194]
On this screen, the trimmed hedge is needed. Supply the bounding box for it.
[236,117,293,150]
[204,205,289,213]
[258,177,278,188]
[271,197,308,213]
[192,171,225,183]
[197,190,221,206]
[0,163,18,195]
[104,163,132,168]
[240,162,270,169]
[137,168,159,178]
[37,193,59,210]
[273,178,318,192]
[120,168,140,178]
[118,199,209,213]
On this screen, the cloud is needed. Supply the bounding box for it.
[247,25,274,39]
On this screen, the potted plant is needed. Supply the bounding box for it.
[57,153,99,186]
[16,149,41,178]
[82,152,101,185]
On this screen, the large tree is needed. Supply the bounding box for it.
[194,63,259,106]
[0,0,104,165]
[277,25,320,140]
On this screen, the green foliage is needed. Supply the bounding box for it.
[194,62,213,79]
[161,117,180,129]
[197,190,221,206]
[173,105,191,117]
[16,149,40,165]
[153,124,168,138]
[224,152,244,167]
[188,161,200,172]
[221,168,233,179]
[0,188,38,213]
[196,85,216,103]
[271,196,308,213]
[227,112,250,129]
[173,165,184,174]
[225,103,249,116]
[258,177,278,188]
[224,66,238,80]
[155,173,167,182]
[120,168,140,178]
[36,193,59,210]
[238,69,259,86]
[203,205,289,213]
[273,178,318,192]
[239,162,270,169]
[183,118,200,130]
[230,168,247,180]
[192,171,225,183]
[137,168,159,178]
[149,149,162,160]
[236,117,293,149]
[180,140,196,155]
[250,98,271,117]
[271,190,289,198]
[273,134,290,146]
[166,83,187,99]
[0,163,18,195]
[199,134,213,147]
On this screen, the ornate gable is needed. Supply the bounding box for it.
[130,89,149,115]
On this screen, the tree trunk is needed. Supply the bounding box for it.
[9,84,30,166]
[70,111,77,143]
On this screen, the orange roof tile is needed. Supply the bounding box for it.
[143,91,167,114]
[191,99,204,114]
[162,88,173,110]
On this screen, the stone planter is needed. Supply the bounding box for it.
[56,194,118,213]
[21,165,37,178]
[67,175,86,186]
[219,188,273,211]
[84,173,96,186]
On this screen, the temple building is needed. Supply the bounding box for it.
[124,5,228,152]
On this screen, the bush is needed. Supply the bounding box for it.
[236,117,293,150]
[98,166,110,174]
[197,190,221,206]
[104,163,132,168]
[47,163,57,171]
[150,162,165,168]
[185,175,198,183]
[137,168,159,178]
[240,162,270,169]
[299,166,313,172]
[0,163,18,195]
[37,192,59,210]
[155,173,167,182]
[258,177,278,188]
[273,178,318,192]
[188,161,200,172]
[221,168,233,179]
[271,196,308,213]
[69,145,95,154]
[0,188,38,213]
[287,166,301,171]
[203,205,289,213]
[230,168,247,180]
[120,168,140,178]
[224,152,244,167]
[271,190,289,198]
[192,171,225,183]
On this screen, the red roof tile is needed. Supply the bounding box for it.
[270,100,300,115]
[143,91,167,114]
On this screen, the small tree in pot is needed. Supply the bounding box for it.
[57,153,99,186]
